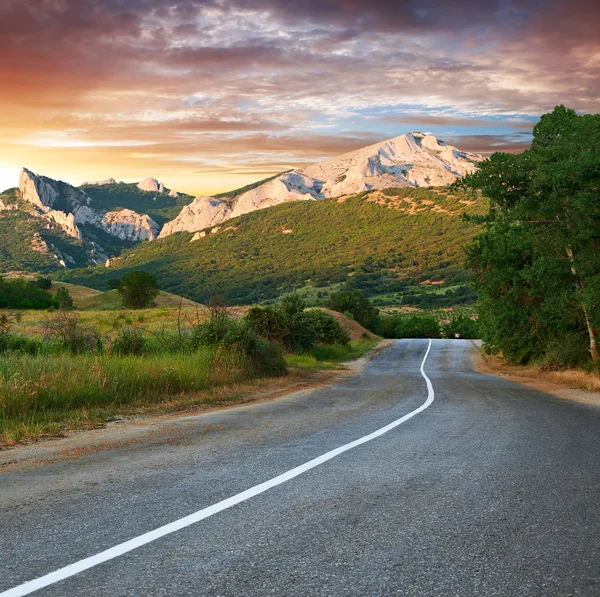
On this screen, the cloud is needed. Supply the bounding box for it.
[0,0,597,194]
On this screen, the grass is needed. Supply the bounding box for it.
[286,337,380,370]
[479,354,600,393]
[0,347,261,446]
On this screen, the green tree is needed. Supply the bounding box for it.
[55,287,74,310]
[460,105,600,362]
[35,277,52,290]
[117,271,160,309]
[325,290,380,332]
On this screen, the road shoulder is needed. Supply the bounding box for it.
[473,347,600,408]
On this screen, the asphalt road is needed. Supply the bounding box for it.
[1,339,599,596]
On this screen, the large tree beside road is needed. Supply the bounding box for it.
[460,105,600,365]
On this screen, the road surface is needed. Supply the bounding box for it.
[1,339,599,596]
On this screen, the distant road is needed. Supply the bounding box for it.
[1,340,599,596]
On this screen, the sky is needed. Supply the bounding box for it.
[0,0,598,196]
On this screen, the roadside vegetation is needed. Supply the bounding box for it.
[458,105,600,374]
[0,281,378,447]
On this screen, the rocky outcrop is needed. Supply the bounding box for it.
[137,177,165,193]
[230,172,321,219]
[44,210,81,239]
[158,197,232,238]
[168,189,179,198]
[74,205,160,241]
[80,178,116,186]
[19,168,58,210]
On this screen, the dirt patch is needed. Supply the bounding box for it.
[475,351,600,408]
[323,309,374,341]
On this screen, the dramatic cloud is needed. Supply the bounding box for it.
[0,0,597,194]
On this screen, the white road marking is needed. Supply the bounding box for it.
[2,339,435,597]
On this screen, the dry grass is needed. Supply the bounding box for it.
[478,354,600,392]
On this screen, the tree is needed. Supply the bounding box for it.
[117,271,160,309]
[35,277,52,290]
[460,105,600,363]
[55,287,74,310]
[325,290,380,332]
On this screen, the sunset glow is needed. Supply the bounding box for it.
[0,0,598,195]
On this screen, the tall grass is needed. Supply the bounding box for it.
[0,347,257,446]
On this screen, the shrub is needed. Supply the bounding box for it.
[543,332,590,370]
[42,312,100,353]
[245,305,289,344]
[288,311,316,351]
[305,309,350,345]
[441,315,480,339]
[396,315,440,338]
[278,293,306,320]
[380,314,441,338]
[193,312,286,376]
[112,326,147,355]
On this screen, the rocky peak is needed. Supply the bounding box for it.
[137,177,165,193]
[80,178,116,186]
[19,168,58,211]
[158,196,232,239]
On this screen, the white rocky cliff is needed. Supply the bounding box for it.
[19,168,58,210]
[74,206,160,241]
[158,197,232,238]
[19,168,82,239]
[159,132,482,238]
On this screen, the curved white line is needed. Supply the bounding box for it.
[2,339,435,597]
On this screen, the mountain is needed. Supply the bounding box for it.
[62,186,487,305]
[0,170,195,273]
[159,133,482,238]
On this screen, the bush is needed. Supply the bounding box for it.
[0,277,58,309]
[305,309,350,345]
[288,311,316,351]
[193,312,286,376]
[42,312,100,353]
[543,333,590,370]
[112,326,147,355]
[395,315,440,338]
[441,315,480,339]
[377,314,441,339]
[245,305,289,344]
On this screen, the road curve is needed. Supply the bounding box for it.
[1,339,599,596]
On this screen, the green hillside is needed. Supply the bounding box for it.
[62,187,487,304]
[0,188,92,273]
[81,182,195,225]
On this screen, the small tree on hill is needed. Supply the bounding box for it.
[118,271,160,309]
[55,287,74,311]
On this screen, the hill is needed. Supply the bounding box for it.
[80,181,195,226]
[61,186,486,304]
